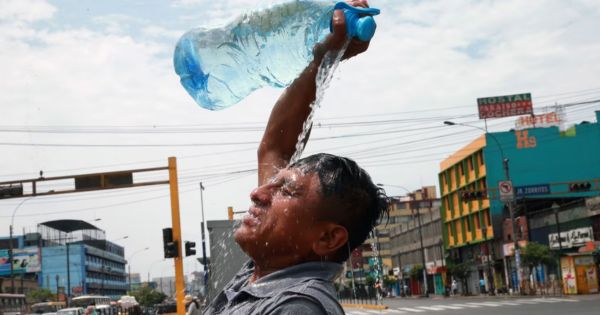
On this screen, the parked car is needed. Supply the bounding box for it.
[56,308,84,315]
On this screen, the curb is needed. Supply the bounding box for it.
[340,303,388,310]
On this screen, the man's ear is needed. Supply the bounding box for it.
[312,223,348,257]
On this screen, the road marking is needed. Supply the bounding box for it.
[346,311,370,315]
[450,303,481,308]
[531,298,562,303]
[431,305,463,310]
[383,310,406,314]
[398,307,425,312]
[416,306,446,311]
[494,301,520,306]
[513,299,539,304]
[466,302,502,307]
[547,298,579,302]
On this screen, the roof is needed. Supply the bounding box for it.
[39,219,101,233]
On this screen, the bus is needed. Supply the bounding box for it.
[31,302,66,314]
[0,293,27,315]
[70,296,110,308]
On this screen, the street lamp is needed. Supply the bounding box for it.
[128,247,150,292]
[552,202,564,296]
[377,183,429,297]
[444,120,521,294]
[9,197,31,293]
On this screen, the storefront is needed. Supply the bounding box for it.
[561,254,599,294]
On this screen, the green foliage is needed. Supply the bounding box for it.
[383,275,398,287]
[365,275,375,286]
[26,288,55,303]
[522,242,555,269]
[446,259,472,280]
[130,286,166,307]
[409,264,424,279]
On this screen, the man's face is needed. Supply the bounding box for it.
[234,167,325,264]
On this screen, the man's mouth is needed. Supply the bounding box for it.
[242,206,264,227]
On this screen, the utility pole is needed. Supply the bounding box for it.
[552,203,564,296]
[414,197,429,297]
[199,182,209,298]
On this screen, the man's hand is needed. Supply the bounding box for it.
[313,0,371,63]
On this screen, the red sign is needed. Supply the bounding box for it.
[478,93,533,119]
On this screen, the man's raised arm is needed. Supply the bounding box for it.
[257,0,370,185]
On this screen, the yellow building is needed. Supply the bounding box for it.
[439,136,493,250]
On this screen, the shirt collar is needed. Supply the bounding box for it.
[226,260,342,299]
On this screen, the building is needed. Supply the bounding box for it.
[348,186,444,295]
[38,220,128,300]
[439,110,600,294]
[389,199,444,295]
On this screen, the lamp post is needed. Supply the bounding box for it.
[443,121,521,294]
[127,247,150,292]
[9,197,31,293]
[377,183,429,297]
[552,202,564,296]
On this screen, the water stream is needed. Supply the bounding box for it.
[290,40,350,164]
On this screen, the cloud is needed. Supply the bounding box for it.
[0,0,56,23]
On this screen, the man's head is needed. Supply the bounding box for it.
[234,153,389,267]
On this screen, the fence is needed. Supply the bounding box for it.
[337,284,383,305]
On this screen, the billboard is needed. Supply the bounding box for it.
[0,247,41,275]
[477,93,533,119]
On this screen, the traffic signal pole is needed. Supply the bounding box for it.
[168,157,185,315]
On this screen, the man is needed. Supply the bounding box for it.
[203,1,388,314]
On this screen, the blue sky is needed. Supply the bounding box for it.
[1,0,600,277]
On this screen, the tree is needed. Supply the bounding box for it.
[26,288,55,303]
[130,286,167,307]
[521,242,555,293]
[447,259,473,295]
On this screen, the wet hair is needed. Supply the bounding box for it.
[290,153,389,262]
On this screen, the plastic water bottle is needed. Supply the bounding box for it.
[173,1,380,111]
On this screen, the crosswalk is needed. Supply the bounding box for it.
[344,298,579,315]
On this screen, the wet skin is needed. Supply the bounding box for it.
[234,167,326,270]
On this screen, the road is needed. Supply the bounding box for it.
[344,295,600,315]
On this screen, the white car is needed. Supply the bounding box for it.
[56,308,84,315]
[118,296,138,309]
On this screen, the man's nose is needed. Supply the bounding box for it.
[250,185,272,205]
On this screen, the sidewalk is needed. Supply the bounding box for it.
[383,292,600,301]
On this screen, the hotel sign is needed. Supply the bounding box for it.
[478,93,533,119]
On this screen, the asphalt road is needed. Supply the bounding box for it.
[344,295,600,315]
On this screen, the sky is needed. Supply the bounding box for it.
[1,0,600,279]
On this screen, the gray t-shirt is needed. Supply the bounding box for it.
[202,260,344,315]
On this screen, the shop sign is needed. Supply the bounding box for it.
[478,93,533,119]
[515,111,561,130]
[561,256,577,294]
[502,240,528,257]
[549,227,594,249]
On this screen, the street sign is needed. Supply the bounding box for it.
[499,180,515,201]
[477,93,533,119]
[515,184,550,197]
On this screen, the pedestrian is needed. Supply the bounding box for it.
[201,1,388,315]
[184,295,200,315]
[451,279,458,296]
[479,278,486,294]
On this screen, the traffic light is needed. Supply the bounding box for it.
[162,228,179,258]
[460,190,485,201]
[185,241,196,257]
[569,182,592,192]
